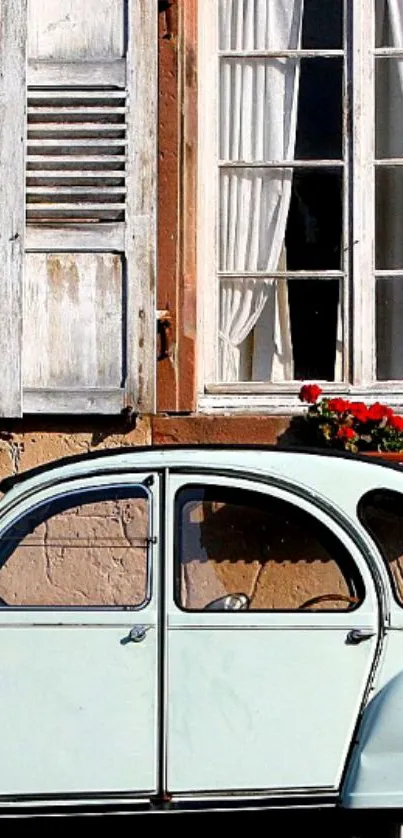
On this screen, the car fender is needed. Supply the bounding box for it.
[343,668,403,808]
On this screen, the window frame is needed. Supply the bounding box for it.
[197,0,403,412]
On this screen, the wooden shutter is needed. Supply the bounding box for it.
[0,0,156,416]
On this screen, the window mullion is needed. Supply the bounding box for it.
[352,0,375,387]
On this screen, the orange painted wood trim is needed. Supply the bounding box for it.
[156,0,198,413]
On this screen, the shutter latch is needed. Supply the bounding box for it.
[157,309,172,361]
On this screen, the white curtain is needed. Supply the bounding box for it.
[376,0,403,379]
[218,0,304,382]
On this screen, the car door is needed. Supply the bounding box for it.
[0,472,160,799]
[166,473,380,795]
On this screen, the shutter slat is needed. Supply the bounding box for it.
[27,187,126,196]
[27,205,125,222]
[27,156,126,165]
[28,139,127,148]
[29,123,127,136]
[28,90,125,100]
[27,170,126,183]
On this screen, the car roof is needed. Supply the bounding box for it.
[0,445,401,522]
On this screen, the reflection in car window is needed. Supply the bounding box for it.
[0,485,150,607]
[175,485,363,612]
[359,489,403,606]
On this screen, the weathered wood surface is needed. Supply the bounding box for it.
[23,254,123,389]
[0,0,26,416]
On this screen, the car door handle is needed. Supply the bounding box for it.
[346,629,376,645]
[120,625,152,645]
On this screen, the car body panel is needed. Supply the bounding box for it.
[0,448,401,811]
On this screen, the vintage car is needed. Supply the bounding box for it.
[1,445,403,831]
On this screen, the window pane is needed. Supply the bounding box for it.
[0,487,149,607]
[359,490,403,605]
[219,0,342,51]
[288,278,342,381]
[176,486,362,611]
[295,59,343,160]
[218,277,342,383]
[302,0,343,49]
[219,58,299,162]
[286,169,343,270]
[376,168,403,269]
[219,59,342,163]
[218,0,304,51]
[376,0,403,47]
[376,59,403,159]
[219,168,343,273]
[376,277,403,379]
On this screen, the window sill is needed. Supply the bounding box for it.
[199,385,403,415]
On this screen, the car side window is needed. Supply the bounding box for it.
[359,489,403,606]
[175,485,363,612]
[0,485,150,608]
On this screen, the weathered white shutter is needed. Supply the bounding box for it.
[0,0,156,416]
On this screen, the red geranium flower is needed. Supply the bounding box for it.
[388,414,403,432]
[299,384,323,404]
[328,398,349,413]
[367,402,393,422]
[336,426,358,441]
[348,401,369,423]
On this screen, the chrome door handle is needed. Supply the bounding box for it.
[346,629,375,645]
[121,625,152,645]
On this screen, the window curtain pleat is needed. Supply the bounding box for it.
[218,0,304,382]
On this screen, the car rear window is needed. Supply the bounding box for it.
[358,489,403,606]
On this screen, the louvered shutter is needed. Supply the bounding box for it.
[0,0,156,416]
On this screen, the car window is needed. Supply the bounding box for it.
[358,488,403,606]
[0,485,150,607]
[175,485,363,612]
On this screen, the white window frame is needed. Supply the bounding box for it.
[197,0,403,414]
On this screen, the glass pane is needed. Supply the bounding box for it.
[219,168,343,273]
[219,58,342,162]
[359,490,403,605]
[376,0,403,47]
[0,487,149,607]
[219,167,294,271]
[176,486,362,611]
[218,0,304,51]
[286,169,343,269]
[219,58,298,162]
[376,277,403,379]
[376,168,403,269]
[218,277,342,383]
[219,0,342,52]
[295,59,343,159]
[376,59,403,159]
[288,278,342,381]
[302,0,343,50]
